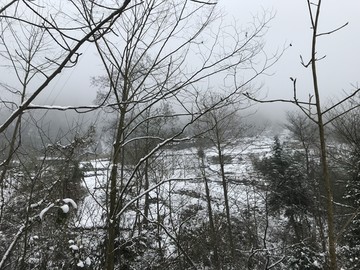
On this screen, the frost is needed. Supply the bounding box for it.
[77,260,84,268]
[63,198,77,209]
[69,244,79,251]
[60,204,70,213]
[39,203,54,220]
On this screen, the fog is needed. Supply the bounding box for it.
[1,3,359,268]
[4,1,360,128]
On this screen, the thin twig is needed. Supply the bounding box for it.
[317,22,348,37]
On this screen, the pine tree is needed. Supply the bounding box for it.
[254,137,314,242]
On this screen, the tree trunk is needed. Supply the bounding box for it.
[143,159,150,225]
[309,1,337,268]
[199,152,220,270]
[105,107,127,270]
[217,145,235,262]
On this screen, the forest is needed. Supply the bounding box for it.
[0,0,360,269]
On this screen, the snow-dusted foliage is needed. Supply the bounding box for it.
[0,128,94,269]
[285,244,325,270]
[1,128,359,269]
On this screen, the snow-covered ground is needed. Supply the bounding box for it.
[75,133,282,235]
[77,159,110,228]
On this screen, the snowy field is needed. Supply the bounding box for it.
[76,134,276,226]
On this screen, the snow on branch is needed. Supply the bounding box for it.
[39,203,55,220]
[30,199,45,209]
[63,198,78,209]
[0,224,26,269]
[39,198,77,219]
[27,104,102,113]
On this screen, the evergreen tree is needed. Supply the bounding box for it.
[253,137,314,243]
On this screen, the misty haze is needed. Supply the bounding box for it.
[0,1,359,269]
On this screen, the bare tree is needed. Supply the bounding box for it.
[329,96,360,267]
[244,1,360,268]
[0,3,119,265]
[1,1,278,268]
[84,1,276,268]
[285,111,318,175]
[195,143,220,269]
[285,111,327,253]
[194,93,250,263]
[0,0,132,133]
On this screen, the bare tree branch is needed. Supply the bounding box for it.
[317,22,349,37]
[190,0,217,5]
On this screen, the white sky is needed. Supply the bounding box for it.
[218,0,360,122]
[7,0,359,124]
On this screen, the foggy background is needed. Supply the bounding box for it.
[3,0,359,128]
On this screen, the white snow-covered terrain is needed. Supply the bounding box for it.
[3,128,355,269]
[72,132,294,264]
[76,134,277,228]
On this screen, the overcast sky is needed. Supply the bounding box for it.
[35,0,360,124]
[218,0,360,122]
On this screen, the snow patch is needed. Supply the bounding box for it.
[69,244,79,251]
[39,203,54,220]
[77,260,84,267]
[63,198,77,209]
[60,204,70,214]
[85,257,91,266]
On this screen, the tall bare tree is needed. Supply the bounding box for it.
[245,1,360,268]
[0,0,132,133]
[285,111,327,252]
[194,93,250,263]
[0,1,131,268]
[195,140,221,269]
[1,1,278,268]
[86,0,275,268]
